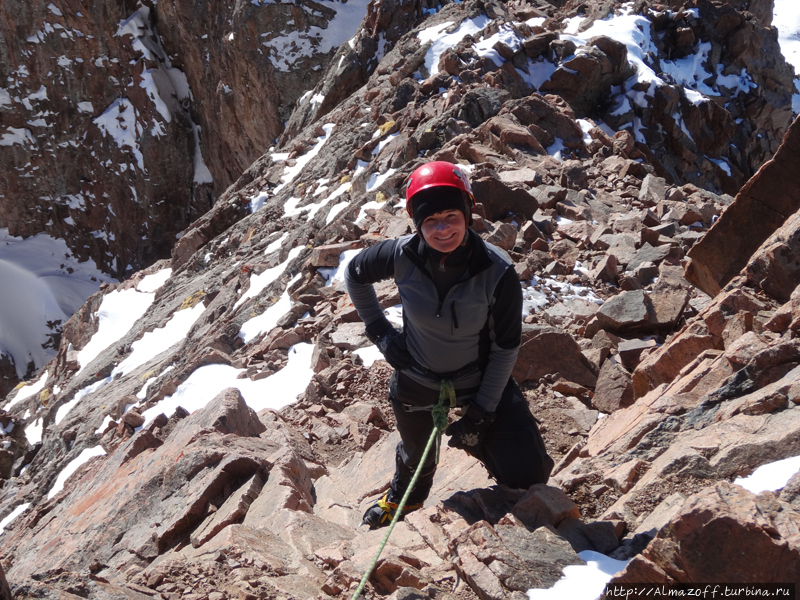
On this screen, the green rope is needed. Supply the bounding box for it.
[350,379,456,600]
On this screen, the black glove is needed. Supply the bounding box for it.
[365,317,412,370]
[445,404,496,450]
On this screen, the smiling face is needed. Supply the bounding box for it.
[420,209,466,253]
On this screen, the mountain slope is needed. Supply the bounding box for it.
[1,0,800,598]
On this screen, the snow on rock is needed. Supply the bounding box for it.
[0,230,113,380]
[76,269,171,374]
[46,446,106,500]
[140,342,315,426]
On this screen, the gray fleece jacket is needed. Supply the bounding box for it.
[344,230,522,413]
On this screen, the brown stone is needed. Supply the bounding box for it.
[603,459,649,494]
[309,242,363,267]
[190,472,265,548]
[511,484,581,530]
[637,483,800,584]
[743,209,800,303]
[592,359,634,413]
[513,325,598,388]
[686,115,800,298]
[0,561,10,600]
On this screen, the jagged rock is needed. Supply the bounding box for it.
[511,484,581,530]
[513,325,598,388]
[586,290,653,336]
[471,173,540,221]
[686,115,800,297]
[617,339,657,372]
[610,482,800,585]
[592,359,634,413]
[639,174,666,206]
[0,562,9,600]
[3,0,800,596]
[743,208,800,303]
[4,388,278,582]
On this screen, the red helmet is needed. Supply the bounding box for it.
[406,161,475,219]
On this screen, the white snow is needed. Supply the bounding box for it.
[734,454,800,494]
[547,138,567,161]
[522,276,603,316]
[419,16,491,76]
[95,415,114,435]
[563,16,585,35]
[235,246,305,309]
[562,5,661,88]
[0,229,114,379]
[94,98,144,170]
[112,302,206,377]
[366,168,397,193]
[140,342,315,426]
[55,376,111,425]
[3,372,48,411]
[474,23,524,66]
[264,232,290,255]
[774,0,800,114]
[319,248,361,287]
[0,503,30,536]
[660,42,716,97]
[273,123,336,194]
[238,273,303,344]
[710,157,732,176]
[260,0,371,72]
[25,416,43,445]
[353,345,382,367]
[0,127,35,147]
[527,551,630,600]
[76,269,171,374]
[47,446,107,500]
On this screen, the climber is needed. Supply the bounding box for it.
[345,161,555,529]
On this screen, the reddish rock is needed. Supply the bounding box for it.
[514,325,598,388]
[603,459,649,494]
[592,359,634,413]
[618,483,800,584]
[743,209,800,303]
[686,115,800,297]
[511,484,581,530]
[0,561,10,600]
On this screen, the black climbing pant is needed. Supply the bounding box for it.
[387,375,554,505]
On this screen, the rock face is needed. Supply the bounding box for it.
[1,0,800,597]
[0,0,370,277]
[686,114,800,298]
[611,482,800,585]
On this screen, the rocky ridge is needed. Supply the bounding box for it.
[0,0,393,277]
[1,0,800,598]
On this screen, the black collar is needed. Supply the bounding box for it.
[402,229,493,279]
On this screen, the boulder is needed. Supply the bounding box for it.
[587,290,653,336]
[685,115,800,297]
[470,174,540,221]
[514,325,598,388]
[743,208,800,303]
[611,482,800,585]
[592,359,635,413]
[4,389,279,582]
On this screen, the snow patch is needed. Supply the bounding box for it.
[47,446,107,500]
[141,342,315,426]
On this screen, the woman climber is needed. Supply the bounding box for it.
[345,161,555,528]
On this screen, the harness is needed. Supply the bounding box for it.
[398,359,481,412]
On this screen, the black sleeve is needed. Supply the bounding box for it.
[344,238,399,327]
[345,238,397,285]
[490,264,523,350]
